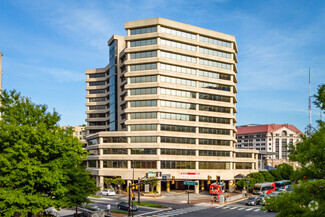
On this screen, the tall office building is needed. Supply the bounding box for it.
[85,18,258,192]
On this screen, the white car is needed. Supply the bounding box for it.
[101,189,116,196]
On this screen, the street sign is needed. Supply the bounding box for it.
[144,184,149,193]
[184,181,198,185]
[147,171,154,177]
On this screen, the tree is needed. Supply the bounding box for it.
[269,169,283,181]
[145,177,159,192]
[259,171,275,182]
[275,163,294,180]
[112,177,125,193]
[0,90,97,217]
[104,178,114,189]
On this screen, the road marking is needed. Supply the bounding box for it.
[254,209,260,212]
[215,205,224,209]
[222,206,230,209]
[230,206,238,209]
[237,207,245,210]
[137,209,169,216]
[245,208,254,211]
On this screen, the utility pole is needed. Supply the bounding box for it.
[128,182,131,217]
[138,177,140,203]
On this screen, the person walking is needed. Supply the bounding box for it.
[106,203,111,216]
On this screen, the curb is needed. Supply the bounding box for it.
[89,196,113,201]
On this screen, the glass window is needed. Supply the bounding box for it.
[130,38,157,47]
[199,35,231,48]
[130,63,157,71]
[161,51,196,63]
[89,97,107,102]
[199,70,231,80]
[161,149,195,156]
[160,88,196,98]
[89,81,106,86]
[160,26,196,40]
[103,160,127,168]
[131,148,157,155]
[199,127,230,135]
[130,88,157,95]
[199,58,231,70]
[160,112,195,121]
[131,124,157,131]
[103,149,128,154]
[161,39,196,51]
[161,124,195,133]
[130,112,157,119]
[132,161,157,169]
[199,93,230,102]
[89,105,107,110]
[130,75,157,83]
[89,73,106,78]
[199,162,230,169]
[199,47,231,59]
[130,51,157,59]
[131,136,157,143]
[199,116,230,124]
[199,82,231,91]
[199,139,231,146]
[199,150,230,157]
[88,138,99,146]
[236,153,252,158]
[103,137,127,143]
[89,89,106,94]
[161,136,195,144]
[160,63,196,75]
[160,75,196,87]
[130,100,157,107]
[161,161,196,169]
[160,100,195,110]
[235,162,252,169]
[199,105,231,113]
[130,26,157,35]
[88,160,97,168]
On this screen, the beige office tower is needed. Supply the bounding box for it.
[85,18,258,192]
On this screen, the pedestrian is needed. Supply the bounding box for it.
[106,203,111,216]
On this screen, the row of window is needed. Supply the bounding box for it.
[199,59,231,70]
[199,116,230,124]
[161,51,196,63]
[199,127,230,135]
[130,50,157,59]
[199,47,231,59]
[89,105,108,110]
[199,82,231,91]
[161,38,196,52]
[199,35,231,48]
[160,26,196,40]
[130,38,157,47]
[161,124,196,133]
[130,87,157,95]
[130,112,157,119]
[88,113,106,118]
[160,88,196,98]
[160,100,195,110]
[199,70,231,80]
[90,136,231,146]
[89,73,106,78]
[160,75,196,86]
[89,89,106,94]
[130,26,157,35]
[89,81,106,86]
[160,112,195,121]
[199,93,231,102]
[89,160,252,169]
[89,97,107,102]
[130,75,157,83]
[161,63,196,75]
[130,124,157,131]
[130,63,157,71]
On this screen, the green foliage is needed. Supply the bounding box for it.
[112,177,125,192]
[314,84,325,111]
[269,169,283,181]
[104,178,114,189]
[133,202,163,208]
[145,177,159,192]
[0,90,97,217]
[259,171,275,182]
[275,163,294,180]
[263,180,325,216]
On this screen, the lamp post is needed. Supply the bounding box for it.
[245,176,250,197]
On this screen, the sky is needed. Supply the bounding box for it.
[0,0,324,132]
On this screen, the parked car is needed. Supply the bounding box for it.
[117,202,138,211]
[245,196,261,206]
[101,189,116,196]
[258,194,269,205]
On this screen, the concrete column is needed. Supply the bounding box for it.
[167,181,170,192]
[195,180,199,194]
[99,176,104,190]
[157,181,161,195]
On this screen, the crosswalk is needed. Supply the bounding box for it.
[140,206,208,216]
[215,205,261,212]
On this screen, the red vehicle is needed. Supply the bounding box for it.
[253,182,276,195]
[209,182,225,194]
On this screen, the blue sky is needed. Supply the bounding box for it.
[1,0,324,132]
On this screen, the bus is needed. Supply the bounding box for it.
[275,180,291,190]
[253,182,276,195]
[209,182,225,194]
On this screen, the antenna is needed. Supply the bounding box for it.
[309,68,312,134]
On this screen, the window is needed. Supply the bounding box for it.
[160,75,196,86]
[132,161,157,169]
[199,127,230,135]
[161,136,195,144]
[161,38,196,51]
[199,70,231,80]
[282,131,287,136]
[89,73,106,78]
[160,88,196,98]
[130,51,157,59]
[130,26,157,35]
[131,136,157,143]
[199,150,230,157]
[130,88,157,95]
[161,51,196,63]
[130,112,157,119]
[161,124,195,133]
[199,93,230,102]
[161,149,195,155]
[199,58,231,70]
[160,112,195,121]
[89,105,107,110]
[131,124,157,131]
[103,137,127,143]
[130,63,157,71]
[199,116,230,124]
[160,26,196,40]
[130,100,157,107]
[131,149,157,155]
[161,100,195,110]
[199,82,231,91]
[89,89,106,94]
[89,81,106,86]
[89,97,107,102]
[88,138,98,146]
[199,105,231,113]
[160,63,196,75]
[88,160,97,168]
[130,38,157,47]
[130,75,157,83]
[199,162,230,169]
[199,139,230,146]
[235,162,252,169]
[103,160,127,168]
[103,149,127,154]
[199,35,231,48]
[161,161,195,169]
[236,153,252,158]
[199,47,231,58]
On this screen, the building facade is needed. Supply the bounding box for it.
[236,124,303,167]
[85,18,258,192]
[61,125,87,144]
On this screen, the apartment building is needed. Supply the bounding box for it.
[61,125,87,144]
[85,18,258,192]
[236,124,303,167]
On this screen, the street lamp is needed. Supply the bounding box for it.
[245,176,250,197]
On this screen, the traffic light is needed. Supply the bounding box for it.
[207,175,211,185]
[132,184,135,190]
[172,176,175,184]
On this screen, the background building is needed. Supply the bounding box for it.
[61,125,87,144]
[85,18,258,192]
[236,124,303,168]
